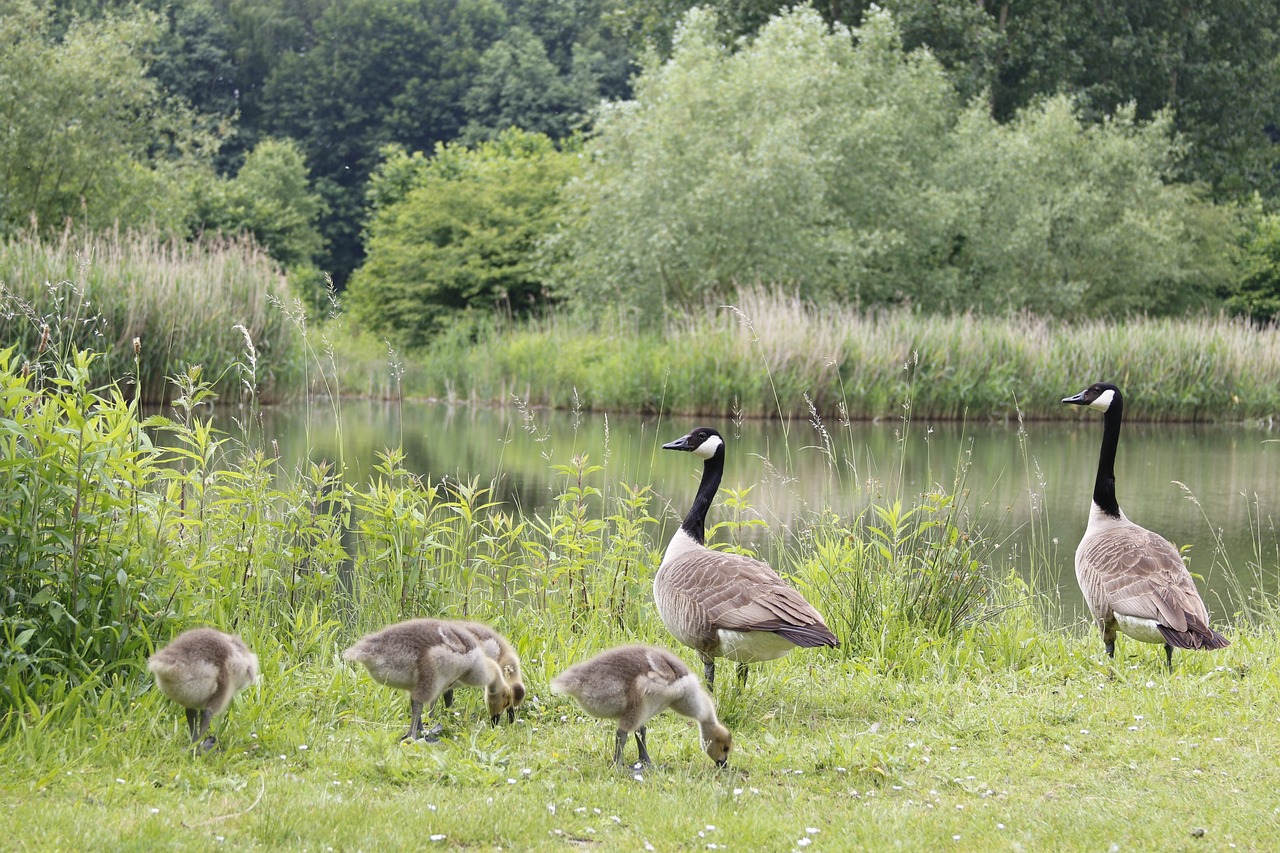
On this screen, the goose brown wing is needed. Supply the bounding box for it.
[1079,526,1210,632]
[664,549,838,647]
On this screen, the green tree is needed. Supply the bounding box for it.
[190,138,326,271]
[259,0,506,286]
[348,130,582,347]
[559,7,1235,320]
[0,0,216,235]
[1223,204,1280,324]
[460,26,596,143]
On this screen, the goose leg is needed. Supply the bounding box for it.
[736,662,749,687]
[1164,644,1174,672]
[701,655,716,689]
[635,726,653,767]
[185,708,200,742]
[442,688,454,709]
[507,707,516,724]
[612,729,629,767]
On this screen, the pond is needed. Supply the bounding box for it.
[247,400,1280,624]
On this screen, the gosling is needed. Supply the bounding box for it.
[148,628,259,751]
[344,618,515,741]
[442,621,525,724]
[551,645,732,769]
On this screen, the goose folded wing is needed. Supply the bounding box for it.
[1103,537,1207,633]
[700,554,837,646]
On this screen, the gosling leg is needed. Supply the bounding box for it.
[635,726,653,767]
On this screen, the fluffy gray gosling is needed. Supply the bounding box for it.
[148,628,259,752]
[344,618,515,741]
[551,644,732,769]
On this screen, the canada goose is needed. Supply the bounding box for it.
[147,628,259,751]
[1063,382,1230,669]
[658,426,838,687]
[550,645,732,768]
[442,621,525,724]
[344,618,514,741]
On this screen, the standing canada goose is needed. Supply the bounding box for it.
[658,426,838,687]
[148,628,259,751]
[1063,382,1230,669]
[344,618,515,741]
[441,621,525,723]
[550,645,732,768]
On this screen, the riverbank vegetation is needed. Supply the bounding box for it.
[3,339,1279,849]
[333,289,1280,421]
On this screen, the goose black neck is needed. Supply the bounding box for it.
[681,448,724,545]
[1093,396,1123,518]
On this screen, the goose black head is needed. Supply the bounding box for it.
[662,426,725,460]
[1062,382,1122,413]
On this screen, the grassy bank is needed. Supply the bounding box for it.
[3,338,1278,849]
[3,628,1277,850]
[333,289,1280,421]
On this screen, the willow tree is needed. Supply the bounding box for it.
[558,7,1235,320]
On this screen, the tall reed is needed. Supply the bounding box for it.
[338,288,1280,421]
[0,225,301,403]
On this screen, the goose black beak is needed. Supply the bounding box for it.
[1062,391,1088,405]
[662,433,695,452]
[714,759,728,769]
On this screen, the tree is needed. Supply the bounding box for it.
[0,0,216,235]
[259,0,507,286]
[347,130,582,347]
[558,7,1236,320]
[189,138,326,270]
[460,26,597,143]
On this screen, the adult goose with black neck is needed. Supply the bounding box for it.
[656,426,838,687]
[1063,382,1229,669]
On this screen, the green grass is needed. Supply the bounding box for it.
[330,288,1280,421]
[1,623,1274,851]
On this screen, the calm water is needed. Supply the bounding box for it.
[250,400,1280,621]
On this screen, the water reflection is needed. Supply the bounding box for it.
[243,401,1280,622]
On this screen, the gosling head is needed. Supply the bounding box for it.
[485,662,517,724]
[703,724,733,768]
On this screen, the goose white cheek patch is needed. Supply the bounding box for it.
[1089,389,1115,412]
[692,435,723,459]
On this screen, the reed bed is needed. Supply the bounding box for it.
[0,226,301,403]
[344,288,1280,421]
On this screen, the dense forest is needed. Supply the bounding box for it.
[4,0,1280,347]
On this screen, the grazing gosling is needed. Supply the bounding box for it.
[148,628,259,751]
[1064,382,1230,669]
[551,645,732,769]
[442,621,526,724]
[344,618,514,741]
[658,426,838,687]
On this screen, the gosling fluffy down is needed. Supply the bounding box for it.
[148,627,259,750]
[344,618,515,741]
[444,621,525,723]
[551,644,732,768]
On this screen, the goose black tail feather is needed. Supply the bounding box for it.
[1158,617,1230,651]
[771,623,840,649]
